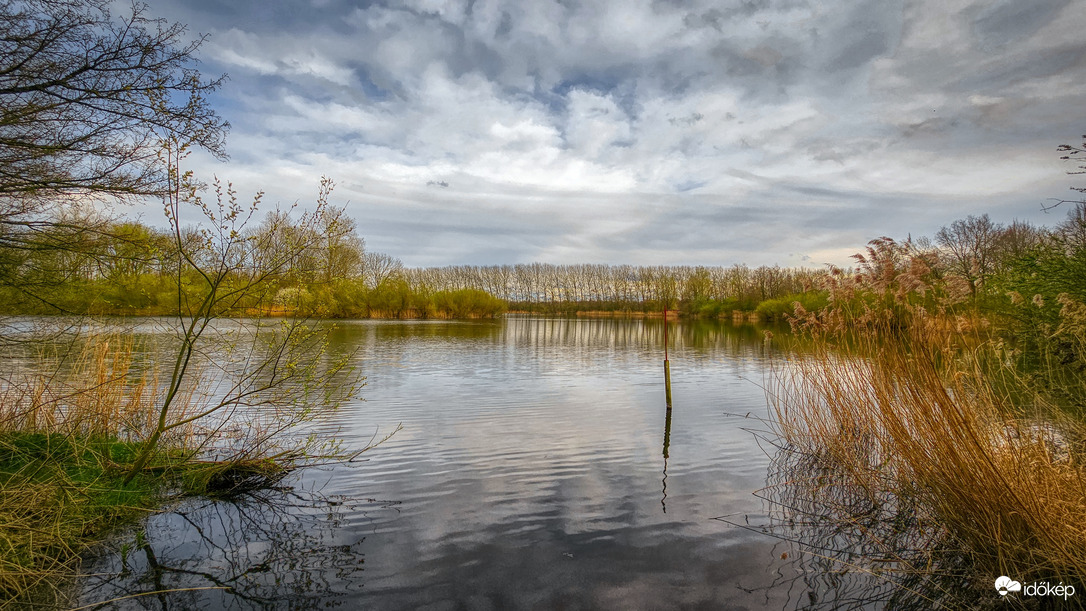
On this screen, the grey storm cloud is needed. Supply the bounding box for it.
[140,0,1086,267]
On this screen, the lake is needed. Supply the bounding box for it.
[73,316,813,610]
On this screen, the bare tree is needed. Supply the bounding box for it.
[361,251,403,289]
[1055,203,1086,251]
[0,0,227,204]
[315,205,364,283]
[990,220,1043,271]
[935,214,1003,302]
[1049,134,1086,211]
[0,0,227,312]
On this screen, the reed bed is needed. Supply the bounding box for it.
[1,338,201,445]
[767,309,1086,608]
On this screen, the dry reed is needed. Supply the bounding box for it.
[0,337,202,448]
[768,308,1086,606]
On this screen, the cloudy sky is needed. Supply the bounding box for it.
[140,0,1086,268]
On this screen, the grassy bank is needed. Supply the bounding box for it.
[0,335,329,607]
[0,276,509,321]
[0,431,290,606]
[1,433,174,605]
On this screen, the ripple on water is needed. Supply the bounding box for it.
[75,317,796,610]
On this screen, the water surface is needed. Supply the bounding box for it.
[77,317,800,610]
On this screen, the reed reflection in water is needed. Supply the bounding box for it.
[752,441,1002,610]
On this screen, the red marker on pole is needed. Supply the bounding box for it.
[664,306,672,410]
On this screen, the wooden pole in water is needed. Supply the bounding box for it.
[664,306,673,410]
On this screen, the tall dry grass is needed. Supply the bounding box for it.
[0,336,200,446]
[769,307,1086,604]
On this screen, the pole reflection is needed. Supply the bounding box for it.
[661,407,672,514]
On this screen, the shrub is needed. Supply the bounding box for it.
[755,291,829,320]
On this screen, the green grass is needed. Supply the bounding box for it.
[0,332,362,607]
[0,429,303,607]
[754,290,830,320]
[0,432,178,606]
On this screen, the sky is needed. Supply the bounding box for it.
[137,0,1086,268]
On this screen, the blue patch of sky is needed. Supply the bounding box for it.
[674,179,708,192]
[549,71,642,118]
[349,65,396,102]
[551,72,624,97]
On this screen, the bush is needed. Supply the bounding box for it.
[431,289,507,318]
[755,291,829,320]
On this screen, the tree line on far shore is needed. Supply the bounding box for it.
[3,204,1085,323]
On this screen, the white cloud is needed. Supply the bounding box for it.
[206,28,355,86]
[146,0,1086,267]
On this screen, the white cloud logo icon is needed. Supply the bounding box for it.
[995,576,1022,596]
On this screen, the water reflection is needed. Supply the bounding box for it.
[661,407,672,514]
[500,316,776,356]
[77,482,370,610]
[753,442,995,610]
[74,317,795,609]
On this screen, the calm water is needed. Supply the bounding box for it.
[74,317,806,610]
